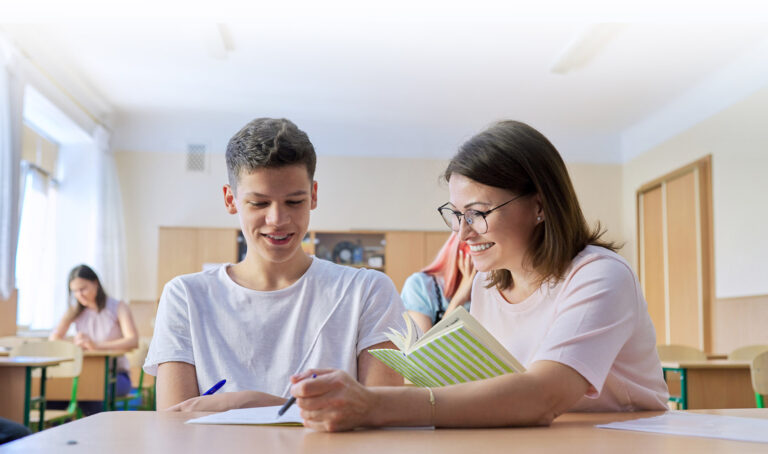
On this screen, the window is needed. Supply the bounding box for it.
[15,125,60,330]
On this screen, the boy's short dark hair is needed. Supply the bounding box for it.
[225,118,316,190]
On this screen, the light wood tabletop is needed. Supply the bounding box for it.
[3,409,768,453]
[661,360,751,369]
[0,348,128,358]
[0,356,73,367]
[83,350,130,357]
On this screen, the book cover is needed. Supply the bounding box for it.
[369,307,525,387]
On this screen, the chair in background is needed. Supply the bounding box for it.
[657,344,707,362]
[657,344,707,410]
[0,337,27,349]
[750,350,768,408]
[729,345,768,361]
[0,337,26,355]
[10,341,83,431]
[114,337,154,410]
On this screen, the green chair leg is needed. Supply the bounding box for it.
[757,393,764,408]
[662,367,688,410]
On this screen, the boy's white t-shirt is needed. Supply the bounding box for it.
[144,257,407,398]
[470,245,669,412]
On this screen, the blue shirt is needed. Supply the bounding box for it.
[400,272,470,324]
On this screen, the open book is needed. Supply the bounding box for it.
[369,307,525,387]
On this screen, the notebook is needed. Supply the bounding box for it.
[185,405,303,426]
[369,307,525,387]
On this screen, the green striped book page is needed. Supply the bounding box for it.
[369,307,525,387]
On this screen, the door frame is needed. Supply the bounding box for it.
[636,155,714,351]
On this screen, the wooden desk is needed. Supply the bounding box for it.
[3,409,768,453]
[662,360,754,409]
[0,356,72,431]
[33,350,128,411]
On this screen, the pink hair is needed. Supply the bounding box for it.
[421,232,468,300]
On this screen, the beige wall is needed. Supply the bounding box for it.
[567,163,624,248]
[621,85,768,352]
[622,85,768,298]
[115,151,622,301]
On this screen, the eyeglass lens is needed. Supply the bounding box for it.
[439,209,487,234]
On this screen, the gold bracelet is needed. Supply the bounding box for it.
[426,387,436,426]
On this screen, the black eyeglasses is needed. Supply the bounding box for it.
[437,194,528,234]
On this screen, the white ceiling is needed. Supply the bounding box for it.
[3,8,768,162]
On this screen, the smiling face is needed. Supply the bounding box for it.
[224,164,317,267]
[448,173,542,274]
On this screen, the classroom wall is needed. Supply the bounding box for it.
[115,151,623,301]
[620,85,768,352]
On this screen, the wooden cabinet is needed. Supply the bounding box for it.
[384,231,450,291]
[157,227,450,297]
[0,289,17,336]
[156,227,239,299]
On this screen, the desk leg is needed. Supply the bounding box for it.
[662,367,688,410]
[680,369,688,410]
[23,367,31,427]
[103,357,109,412]
[38,367,47,432]
[102,357,118,412]
[110,357,117,411]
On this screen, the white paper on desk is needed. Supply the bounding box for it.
[185,405,303,426]
[597,411,768,443]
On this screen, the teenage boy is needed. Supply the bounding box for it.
[144,118,406,411]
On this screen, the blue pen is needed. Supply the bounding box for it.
[202,379,226,396]
[277,374,316,416]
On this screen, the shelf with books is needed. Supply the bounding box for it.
[309,231,387,272]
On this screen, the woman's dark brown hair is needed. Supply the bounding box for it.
[444,120,617,290]
[66,264,108,319]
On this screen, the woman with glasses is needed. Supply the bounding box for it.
[401,232,476,334]
[290,120,668,431]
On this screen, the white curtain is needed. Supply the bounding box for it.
[93,126,127,301]
[50,141,99,324]
[0,45,25,301]
[15,165,59,328]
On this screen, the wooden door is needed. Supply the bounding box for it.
[637,156,713,351]
[640,187,665,345]
[666,171,702,347]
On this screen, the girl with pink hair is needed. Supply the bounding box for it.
[400,232,476,333]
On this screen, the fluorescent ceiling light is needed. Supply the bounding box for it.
[208,23,235,60]
[550,23,626,75]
